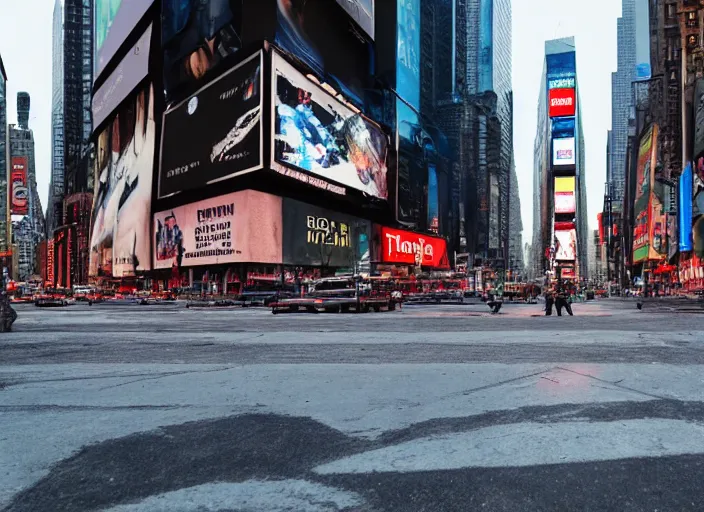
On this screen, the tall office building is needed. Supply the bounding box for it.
[531,37,588,281]
[47,0,64,234]
[62,0,93,196]
[0,54,9,258]
[9,93,46,280]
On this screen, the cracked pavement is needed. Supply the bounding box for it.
[3,300,704,511]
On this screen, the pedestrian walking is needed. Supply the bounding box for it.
[544,289,554,316]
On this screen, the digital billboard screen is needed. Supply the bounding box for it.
[397,0,420,110]
[154,190,282,270]
[555,176,575,193]
[548,77,575,90]
[95,0,154,79]
[427,164,439,233]
[546,51,576,80]
[552,137,576,167]
[282,198,371,268]
[552,116,575,139]
[549,88,576,118]
[89,83,156,278]
[555,229,577,261]
[555,192,576,214]
[381,227,450,269]
[272,51,389,200]
[633,124,657,263]
[10,157,28,216]
[92,24,151,130]
[159,51,263,199]
[680,162,694,252]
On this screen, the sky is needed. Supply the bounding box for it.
[0,0,53,211]
[1,0,621,246]
[512,0,621,246]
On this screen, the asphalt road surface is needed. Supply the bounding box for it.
[3,299,704,511]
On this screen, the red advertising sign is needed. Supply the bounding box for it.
[548,88,576,118]
[10,157,29,216]
[380,227,450,269]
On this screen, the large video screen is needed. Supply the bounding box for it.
[633,124,657,263]
[272,51,388,200]
[92,24,152,130]
[552,137,576,167]
[555,229,577,261]
[555,192,576,214]
[10,157,28,216]
[89,83,156,278]
[397,0,420,110]
[381,227,450,269]
[549,88,576,118]
[153,190,282,269]
[159,51,263,198]
[95,0,154,79]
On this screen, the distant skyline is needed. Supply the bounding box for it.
[3,0,622,239]
[0,0,53,212]
[512,0,621,243]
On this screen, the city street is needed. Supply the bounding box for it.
[2,301,704,511]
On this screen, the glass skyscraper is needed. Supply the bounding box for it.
[48,0,65,234]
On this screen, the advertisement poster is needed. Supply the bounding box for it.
[555,229,577,261]
[272,52,389,200]
[552,137,576,167]
[555,192,576,214]
[276,0,372,105]
[336,0,374,39]
[153,190,282,270]
[548,88,576,118]
[159,51,263,198]
[93,25,151,130]
[89,83,156,278]
[282,198,370,268]
[397,0,420,110]
[95,0,154,78]
[162,0,243,93]
[632,124,657,263]
[680,162,693,252]
[10,157,28,216]
[380,227,450,269]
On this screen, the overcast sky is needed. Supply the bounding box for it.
[2,0,622,244]
[512,0,621,245]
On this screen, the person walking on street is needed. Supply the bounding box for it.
[545,289,554,316]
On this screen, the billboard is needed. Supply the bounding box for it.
[555,176,575,193]
[153,190,282,270]
[275,0,372,105]
[282,198,371,268]
[633,125,657,263]
[552,137,576,167]
[548,77,575,90]
[555,229,577,261]
[336,0,374,40]
[162,0,243,93]
[555,192,576,214]
[159,51,263,198]
[95,0,154,78]
[548,88,576,118]
[546,51,576,80]
[89,83,156,278]
[680,162,694,252]
[92,24,151,130]
[380,227,450,269]
[10,157,28,216]
[397,0,421,110]
[427,164,439,233]
[272,51,389,200]
[552,116,575,139]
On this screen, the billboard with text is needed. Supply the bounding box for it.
[153,190,282,270]
[633,125,657,263]
[380,227,449,269]
[548,88,576,118]
[10,157,28,216]
[159,51,263,198]
[552,137,576,167]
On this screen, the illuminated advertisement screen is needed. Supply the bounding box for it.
[546,51,576,80]
[633,124,657,263]
[552,116,575,139]
[381,227,450,269]
[92,24,151,130]
[89,83,156,278]
[555,229,577,261]
[555,176,575,193]
[427,164,439,233]
[555,192,576,214]
[336,0,374,39]
[680,162,694,252]
[95,0,154,78]
[159,51,263,198]
[282,198,371,268]
[548,77,575,89]
[153,190,282,270]
[397,0,420,110]
[272,51,389,200]
[549,88,576,118]
[10,157,28,216]
[552,137,576,167]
